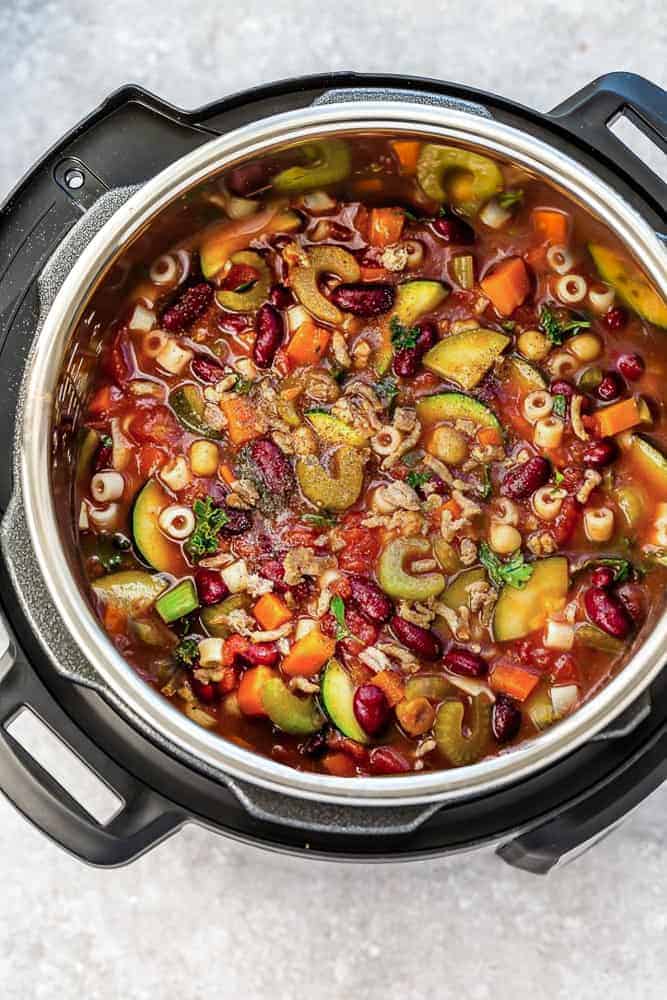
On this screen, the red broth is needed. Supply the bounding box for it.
[71,133,667,777]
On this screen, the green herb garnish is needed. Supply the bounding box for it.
[500,320,516,333]
[174,636,200,667]
[186,497,229,559]
[390,316,420,351]
[101,434,113,449]
[402,207,419,222]
[553,468,565,486]
[374,376,399,405]
[234,376,253,395]
[498,189,524,210]
[479,541,534,590]
[330,594,349,640]
[539,305,591,345]
[302,512,337,528]
[552,394,567,418]
[406,469,432,491]
[577,557,634,584]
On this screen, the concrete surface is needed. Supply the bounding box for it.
[0,1,666,997]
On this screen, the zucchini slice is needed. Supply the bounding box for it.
[132,479,180,573]
[589,243,667,329]
[493,556,569,642]
[422,328,510,390]
[621,433,667,500]
[375,280,449,374]
[440,567,487,611]
[91,570,167,614]
[417,144,503,216]
[261,677,325,735]
[169,384,222,440]
[416,391,502,432]
[305,410,370,447]
[320,659,368,743]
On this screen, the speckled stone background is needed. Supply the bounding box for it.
[1,1,666,997]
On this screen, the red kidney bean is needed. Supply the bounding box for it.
[93,439,113,472]
[329,282,395,316]
[217,310,252,334]
[584,586,632,639]
[253,303,284,368]
[390,616,442,660]
[248,438,295,496]
[582,437,618,468]
[443,647,488,677]
[551,496,580,546]
[260,558,288,593]
[269,283,294,309]
[244,642,280,667]
[603,306,628,331]
[369,746,411,775]
[591,566,615,589]
[353,684,391,736]
[219,507,253,536]
[501,456,551,499]
[326,731,370,764]
[432,214,475,244]
[162,283,213,332]
[194,568,229,606]
[549,379,575,398]
[192,678,217,704]
[226,159,274,197]
[492,694,522,743]
[595,371,624,402]
[392,321,438,378]
[191,355,225,384]
[616,582,646,626]
[616,352,644,381]
[349,576,393,623]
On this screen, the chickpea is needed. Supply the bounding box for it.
[568,332,602,363]
[396,697,436,736]
[489,521,522,555]
[429,425,468,466]
[190,440,219,477]
[517,329,550,362]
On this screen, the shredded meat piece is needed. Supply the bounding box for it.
[436,603,472,642]
[250,622,294,643]
[381,420,421,470]
[571,394,590,441]
[393,406,418,433]
[226,477,260,509]
[372,480,421,513]
[527,531,558,555]
[459,537,478,566]
[331,331,351,368]
[358,646,392,673]
[397,600,435,627]
[423,453,455,485]
[576,469,602,504]
[379,243,409,271]
[283,546,337,586]
[362,509,425,535]
[289,676,320,694]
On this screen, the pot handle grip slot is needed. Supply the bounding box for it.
[497,720,667,874]
[0,622,185,867]
[549,72,667,218]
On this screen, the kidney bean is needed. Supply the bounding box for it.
[248,438,295,496]
[269,283,294,309]
[432,214,476,244]
[329,282,395,316]
[390,616,442,660]
[226,158,274,197]
[603,306,628,331]
[162,283,213,332]
[584,586,633,639]
[219,508,253,536]
[192,678,217,704]
[549,379,575,399]
[353,684,391,736]
[349,576,393,624]
[253,303,284,368]
[326,731,370,764]
[260,558,288,593]
[369,746,411,775]
[582,437,618,469]
[244,642,280,667]
[392,321,438,378]
[191,355,225,384]
[616,352,644,381]
[492,694,522,743]
[551,496,580,546]
[217,310,252,334]
[443,647,488,677]
[194,568,229,606]
[616,582,646,626]
[595,371,624,402]
[501,456,551,499]
[591,566,615,589]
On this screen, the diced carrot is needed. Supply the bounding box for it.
[282,628,336,677]
[490,663,540,702]
[593,397,642,438]
[103,604,126,634]
[360,265,390,282]
[390,139,422,175]
[369,207,405,248]
[371,669,406,707]
[285,320,331,367]
[322,752,356,777]
[219,396,266,445]
[481,257,531,316]
[253,593,293,631]
[531,208,570,245]
[238,666,276,716]
[218,462,236,485]
[477,425,503,447]
[441,497,462,519]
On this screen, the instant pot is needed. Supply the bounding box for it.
[0,72,665,874]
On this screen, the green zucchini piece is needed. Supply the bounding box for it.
[215,250,270,312]
[132,479,179,573]
[169,384,221,440]
[493,556,569,642]
[422,328,510,390]
[306,410,370,447]
[525,685,555,731]
[576,622,625,654]
[155,578,199,624]
[296,446,364,512]
[291,245,360,325]
[434,695,492,766]
[200,209,301,281]
[261,677,325,735]
[375,280,449,375]
[405,674,453,702]
[500,355,547,391]
[92,570,168,614]
[77,428,101,481]
[621,434,667,500]
[377,536,445,601]
[589,243,667,329]
[440,567,487,611]
[272,139,351,194]
[416,391,502,432]
[201,594,251,638]
[417,144,503,216]
[320,659,368,743]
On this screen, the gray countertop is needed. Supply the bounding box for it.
[0,1,666,996]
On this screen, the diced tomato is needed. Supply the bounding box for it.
[88,385,123,417]
[338,514,381,574]
[130,404,180,445]
[137,444,167,478]
[220,263,260,291]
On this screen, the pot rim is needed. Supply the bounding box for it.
[19,100,667,806]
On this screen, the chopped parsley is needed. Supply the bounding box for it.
[234,376,253,395]
[390,316,420,352]
[497,189,524,210]
[100,434,113,449]
[402,207,419,222]
[479,541,534,590]
[186,497,229,559]
[330,595,349,641]
[302,512,337,528]
[374,376,399,405]
[539,305,591,345]
[553,468,565,486]
[406,469,432,491]
[552,394,567,418]
[174,636,200,667]
[500,320,516,334]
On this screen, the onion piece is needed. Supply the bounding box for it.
[550,684,579,717]
[479,198,512,229]
[446,673,496,702]
[129,303,155,332]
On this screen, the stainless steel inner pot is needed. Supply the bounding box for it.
[17,100,667,807]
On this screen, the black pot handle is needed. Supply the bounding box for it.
[549,72,667,218]
[0,617,185,866]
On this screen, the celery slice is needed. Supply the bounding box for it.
[156,578,199,623]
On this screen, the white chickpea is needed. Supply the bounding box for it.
[189,440,219,477]
[429,425,469,466]
[489,521,522,555]
[522,390,554,424]
[532,485,565,521]
[584,506,615,543]
[568,332,602,363]
[517,329,550,362]
[534,416,565,449]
